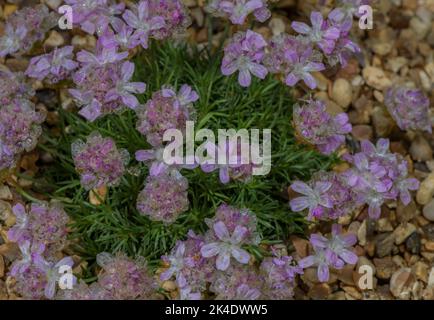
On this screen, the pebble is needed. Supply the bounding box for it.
[362,66,392,90]
[416,173,434,205]
[0,255,3,278]
[291,236,309,258]
[410,135,433,161]
[308,283,331,300]
[375,232,395,258]
[352,125,374,141]
[3,4,18,18]
[419,70,432,91]
[0,243,19,263]
[424,241,434,251]
[406,232,422,255]
[421,251,434,263]
[386,57,408,73]
[269,17,286,36]
[429,267,434,286]
[371,106,394,137]
[44,31,65,48]
[358,220,367,246]
[409,17,431,40]
[422,224,434,241]
[0,185,12,201]
[342,286,362,300]
[374,257,397,280]
[393,223,417,245]
[161,281,177,291]
[425,62,434,83]
[423,199,434,222]
[331,78,352,109]
[336,264,355,285]
[43,0,63,10]
[412,261,429,283]
[397,200,419,223]
[389,268,415,299]
[376,218,394,232]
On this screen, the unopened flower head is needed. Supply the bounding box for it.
[72,132,130,190]
[385,86,432,133]
[160,230,214,291]
[0,67,33,105]
[260,248,303,299]
[0,4,58,57]
[293,99,351,155]
[209,264,263,300]
[96,252,156,299]
[70,46,145,121]
[8,202,69,255]
[122,0,191,49]
[12,253,75,300]
[136,85,197,147]
[136,172,189,224]
[0,99,45,170]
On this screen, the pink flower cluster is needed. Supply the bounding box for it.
[0,4,58,57]
[136,172,189,224]
[65,0,191,47]
[290,139,420,221]
[72,132,130,190]
[7,201,74,299]
[385,86,432,133]
[0,99,45,171]
[206,0,270,25]
[293,99,352,155]
[136,85,198,147]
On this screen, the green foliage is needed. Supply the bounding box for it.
[35,42,336,268]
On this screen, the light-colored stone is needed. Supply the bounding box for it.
[358,220,367,246]
[390,268,416,299]
[417,173,434,205]
[397,200,419,223]
[362,66,392,90]
[425,241,434,251]
[3,4,18,18]
[410,17,431,40]
[423,199,434,222]
[412,261,429,283]
[0,185,12,201]
[386,57,408,73]
[331,78,352,109]
[376,218,394,232]
[428,267,434,286]
[43,0,63,10]
[410,135,433,161]
[269,17,286,36]
[44,31,65,48]
[162,281,177,291]
[342,286,362,299]
[393,223,417,245]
